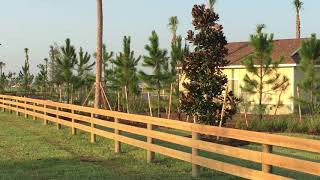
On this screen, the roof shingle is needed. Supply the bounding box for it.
[226,38,304,65]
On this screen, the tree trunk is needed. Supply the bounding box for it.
[157,88,161,118]
[296,13,301,39]
[259,58,263,121]
[94,0,103,109]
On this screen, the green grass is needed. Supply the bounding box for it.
[0,112,319,180]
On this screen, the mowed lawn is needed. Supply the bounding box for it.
[0,112,319,180]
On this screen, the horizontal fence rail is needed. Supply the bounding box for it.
[0,95,319,180]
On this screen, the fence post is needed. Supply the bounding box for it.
[114,118,121,153]
[24,100,28,118]
[15,99,19,116]
[10,99,13,114]
[44,104,48,125]
[90,113,96,143]
[71,109,77,135]
[262,144,273,173]
[32,102,36,120]
[56,106,61,129]
[147,123,154,163]
[192,131,200,177]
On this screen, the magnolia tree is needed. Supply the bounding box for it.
[180,4,238,125]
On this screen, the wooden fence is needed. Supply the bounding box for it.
[0,95,319,180]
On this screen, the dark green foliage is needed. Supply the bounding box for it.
[297,34,320,115]
[180,4,238,125]
[18,48,34,96]
[241,25,289,120]
[139,31,170,117]
[56,39,77,103]
[112,36,141,95]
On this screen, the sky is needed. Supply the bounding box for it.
[0,0,319,74]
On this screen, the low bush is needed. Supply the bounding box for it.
[235,116,320,135]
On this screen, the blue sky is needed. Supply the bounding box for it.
[0,0,319,74]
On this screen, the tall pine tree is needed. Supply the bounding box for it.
[56,39,77,104]
[297,34,320,115]
[139,31,170,117]
[180,4,237,125]
[241,25,289,120]
[19,48,34,96]
[113,36,141,95]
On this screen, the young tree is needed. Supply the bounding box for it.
[113,36,141,95]
[19,48,34,96]
[293,0,303,39]
[102,44,114,87]
[48,44,61,86]
[241,25,288,120]
[0,73,8,93]
[75,47,95,102]
[297,34,320,115]
[139,31,170,117]
[0,61,5,75]
[34,58,48,98]
[56,39,77,103]
[180,4,237,125]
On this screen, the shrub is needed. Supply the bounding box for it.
[306,117,320,134]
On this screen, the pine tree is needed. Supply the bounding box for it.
[48,44,61,86]
[102,44,114,87]
[75,47,95,102]
[241,25,289,120]
[56,39,77,103]
[19,48,34,96]
[113,36,141,95]
[297,34,320,115]
[34,58,48,98]
[180,4,238,125]
[0,73,8,93]
[139,31,170,117]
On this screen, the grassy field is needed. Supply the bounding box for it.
[0,112,319,180]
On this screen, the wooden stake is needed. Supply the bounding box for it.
[219,85,229,128]
[100,83,112,110]
[117,91,120,111]
[297,86,302,122]
[82,84,95,106]
[124,86,129,113]
[147,92,153,117]
[167,83,173,119]
[217,85,229,141]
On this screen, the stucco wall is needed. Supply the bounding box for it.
[179,67,295,115]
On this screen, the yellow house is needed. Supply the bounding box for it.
[179,38,304,115]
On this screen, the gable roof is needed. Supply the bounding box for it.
[226,38,304,65]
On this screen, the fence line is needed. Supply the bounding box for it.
[0,95,319,179]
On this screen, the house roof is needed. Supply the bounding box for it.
[227,38,304,65]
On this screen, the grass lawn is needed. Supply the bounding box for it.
[0,112,319,180]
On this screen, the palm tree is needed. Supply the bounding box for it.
[95,0,103,109]
[168,16,179,45]
[293,0,303,39]
[0,61,5,75]
[208,0,217,11]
